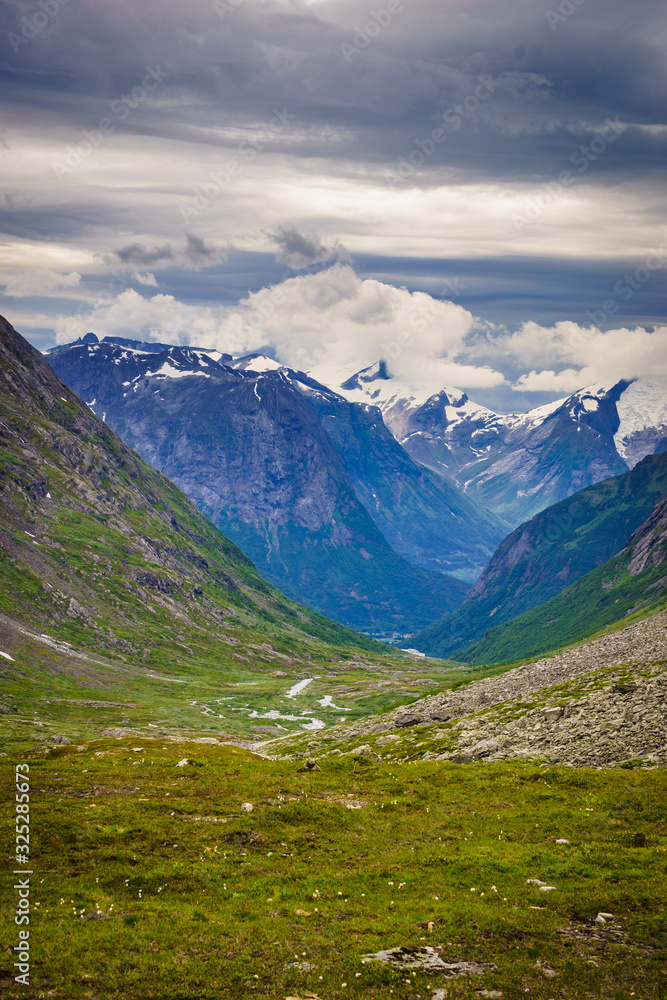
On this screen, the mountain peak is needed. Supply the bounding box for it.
[340,359,392,391]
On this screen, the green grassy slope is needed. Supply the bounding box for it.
[0,315,447,740]
[462,494,667,665]
[0,315,385,653]
[409,451,667,658]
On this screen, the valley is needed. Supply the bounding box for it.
[1,315,666,1000]
[4,6,666,998]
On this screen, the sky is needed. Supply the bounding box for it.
[0,0,665,411]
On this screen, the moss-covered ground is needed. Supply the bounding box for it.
[1,738,665,999]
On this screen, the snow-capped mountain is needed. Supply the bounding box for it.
[614,379,667,466]
[45,336,511,634]
[329,361,667,526]
[46,335,667,534]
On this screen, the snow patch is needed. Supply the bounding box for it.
[285,678,316,699]
[149,362,210,380]
[231,354,284,374]
[615,379,667,461]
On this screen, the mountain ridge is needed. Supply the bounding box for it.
[45,336,475,635]
[460,491,667,666]
[407,450,667,659]
[331,361,667,526]
[0,313,390,661]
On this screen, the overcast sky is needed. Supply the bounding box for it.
[1,0,665,409]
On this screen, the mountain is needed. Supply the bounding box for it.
[407,450,667,658]
[0,313,388,666]
[45,338,473,635]
[242,359,509,578]
[333,361,667,527]
[461,491,667,665]
[46,330,231,359]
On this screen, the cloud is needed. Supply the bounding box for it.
[111,234,223,271]
[52,267,667,402]
[53,264,505,390]
[131,270,158,286]
[184,232,219,267]
[4,269,81,298]
[508,322,667,391]
[54,289,217,346]
[268,225,350,269]
[116,243,174,266]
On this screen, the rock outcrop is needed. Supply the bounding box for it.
[278,610,667,769]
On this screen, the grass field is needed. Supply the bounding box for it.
[1,737,665,999]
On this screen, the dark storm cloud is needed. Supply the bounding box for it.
[111,234,221,269]
[1,0,665,183]
[268,225,348,269]
[184,232,218,266]
[115,242,175,266]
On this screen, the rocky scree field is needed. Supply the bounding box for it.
[281,610,667,771]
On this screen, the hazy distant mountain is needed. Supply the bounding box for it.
[407,450,667,659]
[46,338,485,635]
[333,361,667,526]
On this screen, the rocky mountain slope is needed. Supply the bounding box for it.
[407,451,667,659]
[462,491,667,665]
[225,353,508,578]
[279,362,508,578]
[0,313,395,675]
[44,336,475,635]
[335,362,667,526]
[279,609,667,770]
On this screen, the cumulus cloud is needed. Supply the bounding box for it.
[4,270,81,298]
[205,264,498,388]
[54,264,503,389]
[52,266,667,403]
[55,289,216,346]
[508,322,667,391]
[131,271,158,286]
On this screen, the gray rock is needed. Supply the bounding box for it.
[361,946,498,978]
